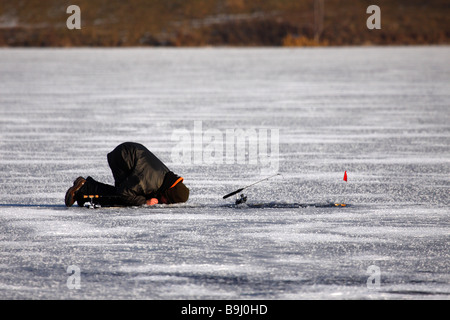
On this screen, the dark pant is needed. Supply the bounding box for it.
[77,176,126,207]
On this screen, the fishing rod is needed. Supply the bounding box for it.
[222,173,281,199]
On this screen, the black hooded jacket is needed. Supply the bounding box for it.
[107,142,181,206]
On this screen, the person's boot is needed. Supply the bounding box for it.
[65,177,86,207]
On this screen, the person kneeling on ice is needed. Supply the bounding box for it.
[65,142,189,207]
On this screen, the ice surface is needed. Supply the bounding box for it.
[0,47,449,299]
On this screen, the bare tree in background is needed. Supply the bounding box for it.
[314,0,324,42]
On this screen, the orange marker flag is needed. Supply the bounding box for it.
[343,171,348,182]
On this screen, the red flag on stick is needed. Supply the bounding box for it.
[343,171,348,182]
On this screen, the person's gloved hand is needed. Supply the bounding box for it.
[146,198,159,206]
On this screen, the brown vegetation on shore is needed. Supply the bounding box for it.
[0,0,448,47]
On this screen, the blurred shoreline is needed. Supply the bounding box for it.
[0,0,448,47]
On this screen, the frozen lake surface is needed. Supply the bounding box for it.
[0,47,449,300]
